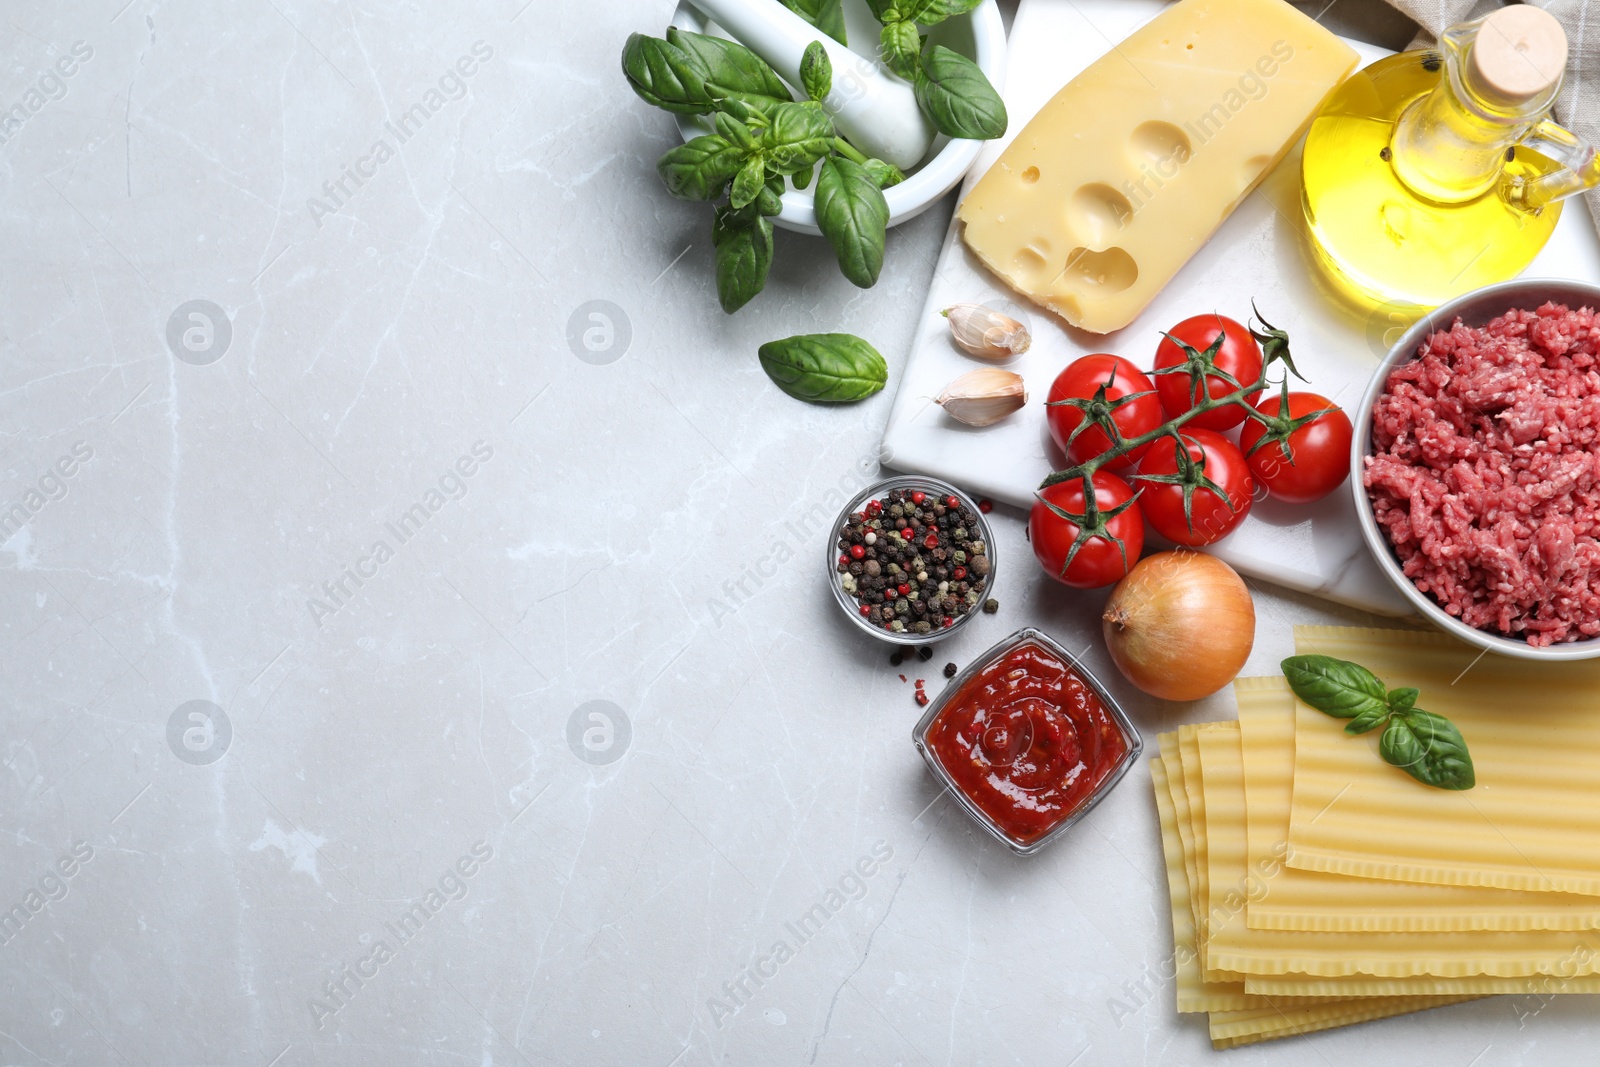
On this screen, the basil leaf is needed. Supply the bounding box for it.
[1344,705,1391,735]
[758,175,785,217]
[913,45,1007,139]
[712,111,757,152]
[801,41,832,102]
[712,204,773,314]
[1388,687,1419,713]
[862,158,906,189]
[656,135,746,201]
[1280,655,1389,720]
[814,155,889,288]
[622,33,713,115]
[1380,709,1475,790]
[758,333,888,403]
[763,102,834,173]
[865,0,901,21]
[715,94,777,127]
[729,155,766,210]
[900,0,983,24]
[666,28,792,103]
[880,21,921,79]
[777,0,849,45]
[792,162,815,190]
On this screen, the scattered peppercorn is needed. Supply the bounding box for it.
[890,652,903,666]
[943,662,957,678]
[983,598,999,614]
[978,499,993,513]
[915,690,929,707]
[917,646,933,662]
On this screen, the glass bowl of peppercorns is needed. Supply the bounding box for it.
[828,475,996,645]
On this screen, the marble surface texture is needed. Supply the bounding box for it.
[0,1,1591,1065]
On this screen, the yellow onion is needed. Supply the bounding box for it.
[1101,551,1255,702]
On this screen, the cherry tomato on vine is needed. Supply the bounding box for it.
[1238,391,1353,504]
[1152,314,1263,430]
[1045,354,1163,469]
[1135,429,1254,546]
[1029,472,1145,588]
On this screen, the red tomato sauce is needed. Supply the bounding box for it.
[926,642,1130,844]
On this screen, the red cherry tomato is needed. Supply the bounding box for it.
[1135,428,1255,546]
[1239,391,1354,504]
[1029,472,1144,588]
[1045,355,1163,469]
[1152,314,1263,430]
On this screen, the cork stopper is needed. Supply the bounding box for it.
[1466,6,1568,107]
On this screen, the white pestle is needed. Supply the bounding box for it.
[686,0,936,171]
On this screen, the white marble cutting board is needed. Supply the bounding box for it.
[880,0,1600,615]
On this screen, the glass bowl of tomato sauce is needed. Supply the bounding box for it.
[912,627,1143,855]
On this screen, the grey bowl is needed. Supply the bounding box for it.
[1351,277,1600,661]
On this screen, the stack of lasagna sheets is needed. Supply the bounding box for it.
[1151,626,1600,1048]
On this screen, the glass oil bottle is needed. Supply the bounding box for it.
[1301,7,1599,309]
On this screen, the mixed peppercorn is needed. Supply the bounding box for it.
[836,487,991,636]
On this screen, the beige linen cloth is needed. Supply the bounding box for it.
[1391,0,1598,230]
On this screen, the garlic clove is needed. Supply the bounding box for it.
[942,303,1032,360]
[935,368,1028,427]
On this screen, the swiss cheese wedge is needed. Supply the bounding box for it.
[957,0,1358,333]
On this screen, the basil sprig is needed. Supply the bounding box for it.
[869,1,1007,139]
[758,334,888,403]
[621,27,909,313]
[1282,655,1475,791]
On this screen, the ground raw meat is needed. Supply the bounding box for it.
[1365,302,1600,646]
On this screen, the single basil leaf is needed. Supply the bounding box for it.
[656,135,745,201]
[913,45,1007,139]
[712,204,773,314]
[763,101,834,172]
[900,0,984,25]
[715,93,778,127]
[1388,687,1419,713]
[757,174,785,217]
[1280,655,1389,720]
[622,33,714,115]
[880,21,921,79]
[758,333,888,403]
[814,155,888,288]
[729,155,766,210]
[792,162,815,190]
[778,0,849,45]
[862,158,906,189]
[666,28,792,103]
[713,111,757,152]
[865,0,901,21]
[801,41,832,102]
[1382,709,1475,790]
[1344,705,1391,735]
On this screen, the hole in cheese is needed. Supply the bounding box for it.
[1057,247,1138,295]
[1013,245,1050,284]
[1130,120,1193,168]
[1021,166,1040,184]
[1067,183,1135,250]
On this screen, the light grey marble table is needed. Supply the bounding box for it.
[1,1,1590,1064]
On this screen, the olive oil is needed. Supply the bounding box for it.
[1302,50,1562,309]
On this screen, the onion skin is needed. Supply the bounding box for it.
[1101,550,1255,702]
